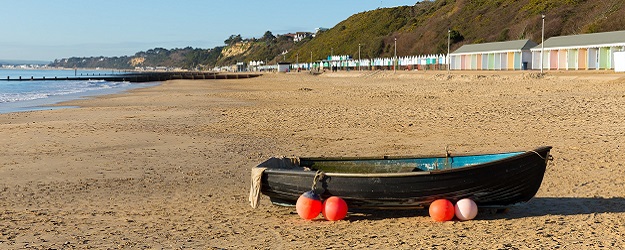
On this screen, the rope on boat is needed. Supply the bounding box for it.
[311,170,325,192]
[528,150,545,160]
[528,150,554,169]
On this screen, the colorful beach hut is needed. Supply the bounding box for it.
[615,52,625,72]
[277,62,291,73]
[531,30,625,70]
[449,40,537,70]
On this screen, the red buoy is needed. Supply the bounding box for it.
[322,196,348,221]
[296,191,322,220]
[429,199,455,222]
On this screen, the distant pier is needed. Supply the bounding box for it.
[2,71,262,83]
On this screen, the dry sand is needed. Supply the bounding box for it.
[1,70,625,249]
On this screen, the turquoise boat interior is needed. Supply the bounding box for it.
[300,151,525,173]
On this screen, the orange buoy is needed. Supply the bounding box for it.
[454,198,478,221]
[429,199,455,222]
[296,191,322,220]
[322,196,348,221]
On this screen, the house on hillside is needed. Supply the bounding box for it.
[313,27,328,37]
[294,32,312,42]
[449,39,538,70]
[283,32,312,42]
[531,30,625,70]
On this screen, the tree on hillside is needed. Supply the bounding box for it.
[449,29,464,43]
[225,34,243,45]
[262,31,276,41]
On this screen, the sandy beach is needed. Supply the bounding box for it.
[1,70,625,249]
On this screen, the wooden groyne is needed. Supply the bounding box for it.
[1,72,262,83]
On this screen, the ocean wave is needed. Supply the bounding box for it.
[0,80,131,103]
[0,93,49,103]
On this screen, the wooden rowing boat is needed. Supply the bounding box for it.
[250,146,552,209]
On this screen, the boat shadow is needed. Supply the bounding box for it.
[346,197,625,221]
[485,197,625,220]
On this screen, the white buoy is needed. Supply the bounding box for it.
[455,198,478,221]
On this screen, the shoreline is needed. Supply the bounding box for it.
[1,71,625,248]
[0,81,160,115]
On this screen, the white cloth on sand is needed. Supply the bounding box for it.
[249,167,267,208]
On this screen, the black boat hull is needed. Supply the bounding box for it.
[257,146,551,209]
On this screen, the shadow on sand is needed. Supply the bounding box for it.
[490,197,625,220]
[346,197,625,221]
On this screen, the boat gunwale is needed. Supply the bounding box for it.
[260,146,552,178]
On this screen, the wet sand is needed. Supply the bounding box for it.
[1,71,625,248]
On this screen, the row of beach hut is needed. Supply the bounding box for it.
[324,55,447,68]
[279,55,447,72]
[262,29,625,72]
[449,30,625,71]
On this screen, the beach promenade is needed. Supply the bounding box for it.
[1,71,624,248]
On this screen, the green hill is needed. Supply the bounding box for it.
[287,0,625,62]
[49,0,625,69]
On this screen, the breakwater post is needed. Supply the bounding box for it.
[1,72,262,82]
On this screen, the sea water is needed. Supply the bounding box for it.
[0,68,158,114]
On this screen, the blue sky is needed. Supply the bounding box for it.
[0,0,417,62]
